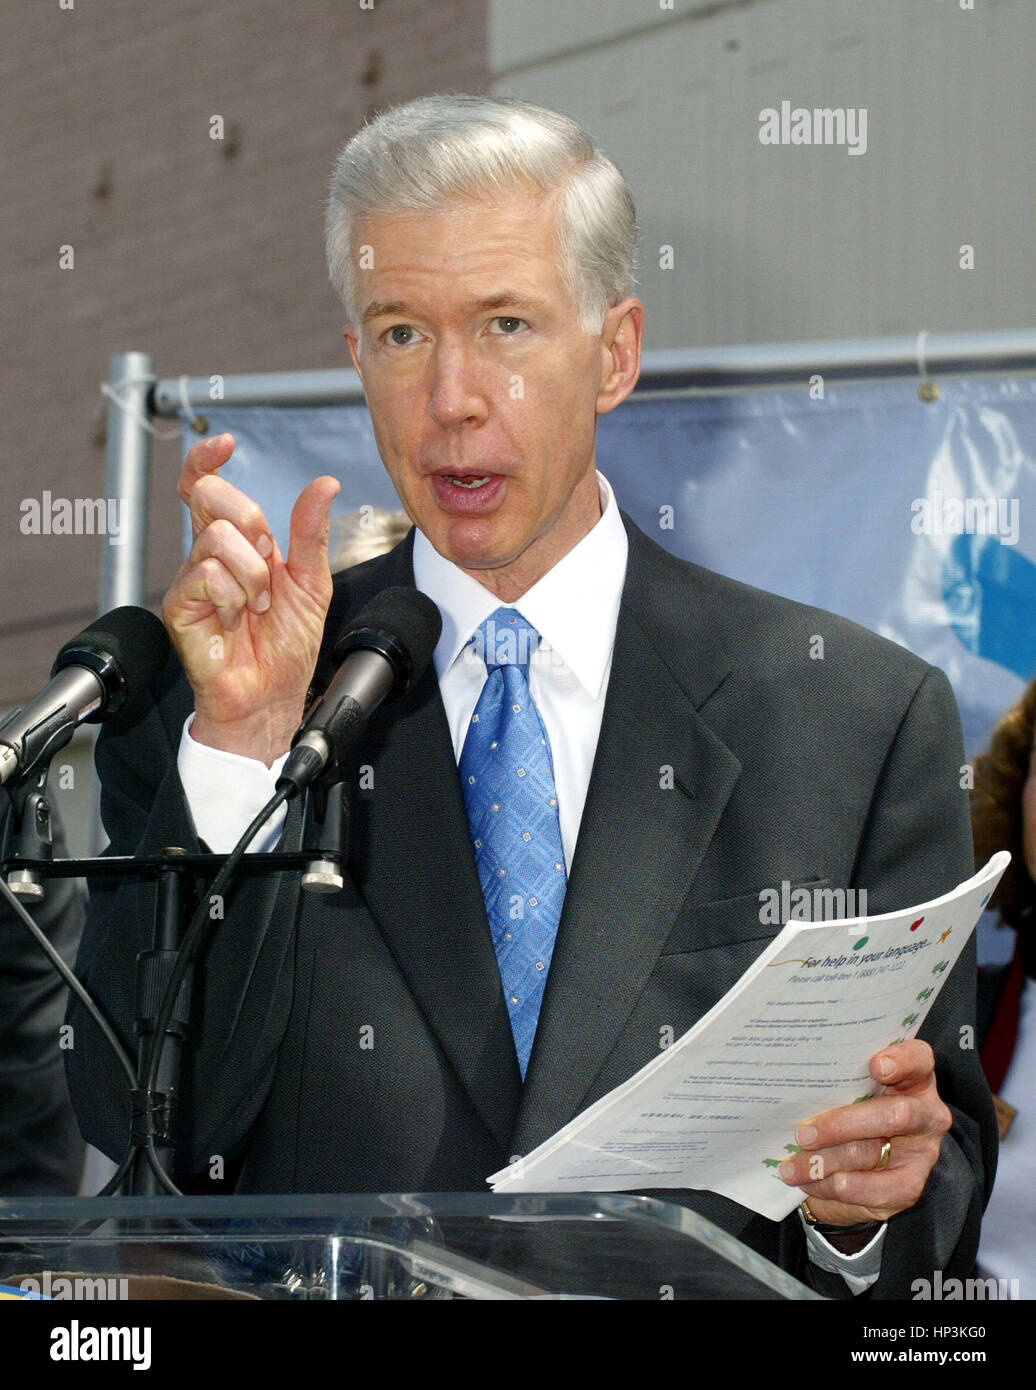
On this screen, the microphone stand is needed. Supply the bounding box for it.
[128,775,353,1193]
[1,782,354,1198]
[129,849,195,1195]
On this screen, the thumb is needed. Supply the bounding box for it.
[285,475,341,589]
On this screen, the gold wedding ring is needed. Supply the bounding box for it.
[801,1144,889,1226]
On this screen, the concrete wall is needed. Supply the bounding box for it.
[490,0,1035,354]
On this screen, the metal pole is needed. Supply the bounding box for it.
[631,329,1036,390]
[149,329,1036,413]
[151,366,365,415]
[100,351,154,612]
[83,353,158,1173]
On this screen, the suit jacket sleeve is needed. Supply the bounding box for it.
[781,664,997,1299]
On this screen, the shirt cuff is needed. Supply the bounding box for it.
[177,713,289,853]
[799,1209,887,1294]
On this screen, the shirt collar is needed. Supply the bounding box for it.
[412,472,628,700]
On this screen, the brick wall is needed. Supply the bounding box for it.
[0,0,487,701]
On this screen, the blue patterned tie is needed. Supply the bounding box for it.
[459,607,568,1079]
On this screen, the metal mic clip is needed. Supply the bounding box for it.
[301,777,349,894]
[1,763,55,901]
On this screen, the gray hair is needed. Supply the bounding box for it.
[325,93,638,337]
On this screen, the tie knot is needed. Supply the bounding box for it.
[472,606,541,673]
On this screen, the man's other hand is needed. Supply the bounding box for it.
[778,1039,952,1226]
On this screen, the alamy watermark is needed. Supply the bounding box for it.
[911,493,1019,546]
[758,101,867,156]
[759,881,868,924]
[911,1271,1020,1300]
[16,1271,128,1300]
[20,493,127,546]
[464,614,565,671]
[50,1320,151,1371]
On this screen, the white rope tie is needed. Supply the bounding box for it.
[176,374,210,433]
[914,329,939,401]
[915,329,930,382]
[99,373,181,441]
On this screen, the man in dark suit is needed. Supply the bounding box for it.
[68,93,995,1298]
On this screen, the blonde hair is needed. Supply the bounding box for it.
[330,506,412,571]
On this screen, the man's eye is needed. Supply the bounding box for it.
[384,325,417,346]
[489,316,528,335]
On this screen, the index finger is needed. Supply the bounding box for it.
[795,1040,938,1147]
[177,432,237,506]
[179,434,275,552]
[796,1092,928,1150]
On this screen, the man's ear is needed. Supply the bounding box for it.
[596,297,644,416]
[344,325,365,385]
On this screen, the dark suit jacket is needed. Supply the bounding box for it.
[67,513,996,1298]
[1,814,86,1194]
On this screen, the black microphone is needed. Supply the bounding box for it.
[0,606,171,786]
[278,586,442,798]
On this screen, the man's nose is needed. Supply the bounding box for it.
[427,345,490,427]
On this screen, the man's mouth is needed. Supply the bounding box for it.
[430,470,507,512]
[442,474,494,490]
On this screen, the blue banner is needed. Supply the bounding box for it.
[182,375,1036,759]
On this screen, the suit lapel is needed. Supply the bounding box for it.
[332,536,522,1154]
[510,519,741,1156]
[327,517,741,1161]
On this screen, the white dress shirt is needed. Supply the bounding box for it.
[175,468,881,1289]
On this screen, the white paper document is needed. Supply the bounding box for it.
[488,853,1009,1220]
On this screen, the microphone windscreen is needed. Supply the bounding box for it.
[52,605,172,696]
[332,586,442,697]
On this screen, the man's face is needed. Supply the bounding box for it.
[343,187,642,597]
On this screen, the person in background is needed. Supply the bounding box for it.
[330,507,411,573]
[970,675,1036,1297]
[0,812,86,1194]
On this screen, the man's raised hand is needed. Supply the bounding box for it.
[163,433,341,765]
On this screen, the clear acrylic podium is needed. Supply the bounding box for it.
[0,1192,823,1299]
